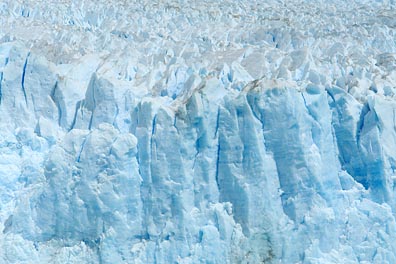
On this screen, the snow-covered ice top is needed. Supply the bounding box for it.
[1,0,396,100]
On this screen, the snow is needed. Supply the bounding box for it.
[1,0,396,263]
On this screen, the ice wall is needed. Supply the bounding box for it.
[1,0,396,263]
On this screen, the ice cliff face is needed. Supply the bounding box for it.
[1,0,396,263]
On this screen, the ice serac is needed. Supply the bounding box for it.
[2,0,396,263]
[2,45,396,263]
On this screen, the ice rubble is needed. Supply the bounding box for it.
[1,0,396,263]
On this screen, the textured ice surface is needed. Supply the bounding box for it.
[1,0,396,263]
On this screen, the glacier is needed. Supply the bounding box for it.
[1,0,396,263]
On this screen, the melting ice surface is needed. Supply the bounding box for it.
[1,0,396,263]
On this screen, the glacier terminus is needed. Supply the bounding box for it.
[1,0,396,263]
